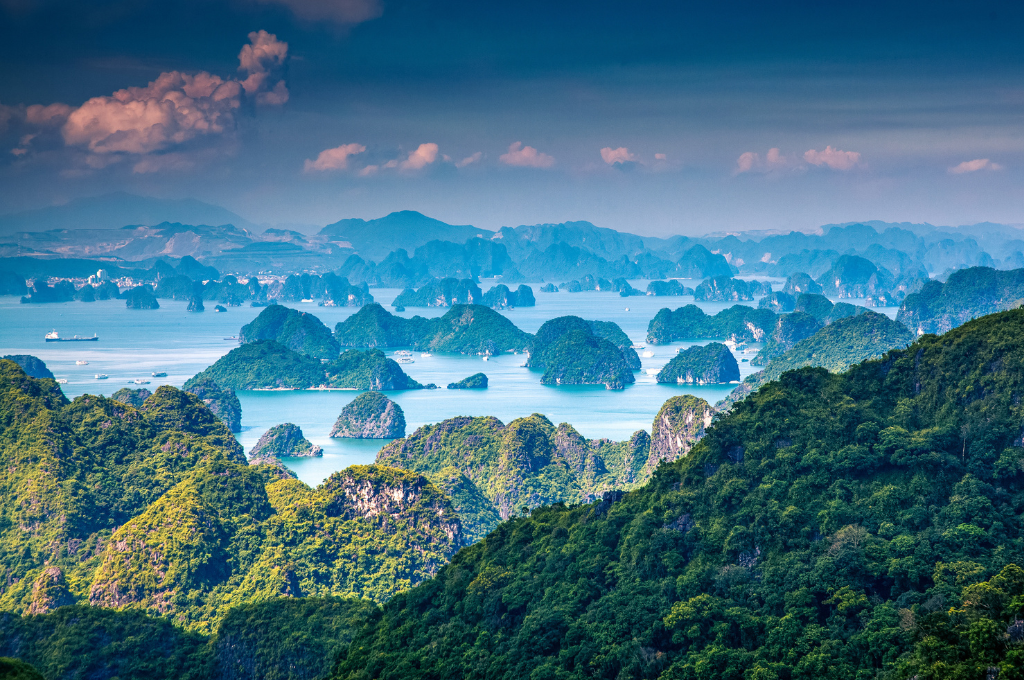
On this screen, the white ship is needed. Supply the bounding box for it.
[76,360,89,365]
[394,350,413,357]
[95,374,108,380]
[397,357,415,364]
[56,378,68,384]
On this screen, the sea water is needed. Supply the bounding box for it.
[0,282,897,486]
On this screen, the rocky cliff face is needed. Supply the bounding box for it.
[320,466,463,550]
[330,391,405,438]
[645,395,714,477]
[249,423,322,460]
[26,567,74,615]
[111,387,152,408]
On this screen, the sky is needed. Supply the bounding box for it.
[1,0,1023,235]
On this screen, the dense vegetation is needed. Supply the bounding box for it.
[751,311,821,365]
[335,303,531,355]
[481,284,536,308]
[0,366,463,636]
[189,342,422,391]
[111,386,152,407]
[647,280,694,296]
[692,276,770,302]
[331,307,1024,680]
[249,423,322,459]
[657,342,739,384]
[448,373,488,389]
[392,278,483,308]
[239,305,341,360]
[526,316,638,389]
[724,311,914,409]
[377,414,647,526]
[0,355,53,380]
[647,304,777,344]
[0,596,379,680]
[182,377,242,432]
[897,266,1024,335]
[124,285,160,309]
[330,392,406,439]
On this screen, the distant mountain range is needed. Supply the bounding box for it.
[1,193,1023,285]
[0,193,258,234]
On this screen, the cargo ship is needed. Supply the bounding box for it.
[45,330,98,342]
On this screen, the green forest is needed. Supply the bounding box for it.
[4,307,1024,679]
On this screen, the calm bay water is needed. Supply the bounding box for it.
[0,281,897,486]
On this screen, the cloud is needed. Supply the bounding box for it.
[734,148,792,174]
[948,158,1003,174]
[399,142,439,170]
[803,146,861,170]
[600,147,636,165]
[238,30,290,105]
[500,141,554,168]
[304,143,366,172]
[456,151,482,168]
[654,153,667,161]
[252,0,382,25]
[1,31,292,170]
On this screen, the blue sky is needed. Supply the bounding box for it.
[1,0,1022,234]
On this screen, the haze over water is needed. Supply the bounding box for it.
[0,281,896,486]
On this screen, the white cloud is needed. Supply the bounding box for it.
[456,151,482,168]
[500,141,554,168]
[803,145,861,170]
[600,146,635,165]
[734,148,792,174]
[399,142,439,170]
[252,0,382,25]
[358,164,378,176]
[948,158,1003,174]
[304,143,366,172]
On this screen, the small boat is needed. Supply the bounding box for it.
[397,358,415,364]
[151,372,167,377]
[223,336,238,341]
[482,356,489,362]
[624,307,630,312]
[46,330,98,342]
[76,360,89,365]
[56,378,68,384]
[132,379,150,385]
[420,353,432,357]
[631,344,645,350]
[394,350,413,357]
[95,374,108,380]
[641,350,654,358]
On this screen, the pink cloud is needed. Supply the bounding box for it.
[654,153,667,161]
[948,158,1003,174]
[23,30,291,169]
[803,146,861,170]
[456,151,482,168]
[238,30,290,104]
[252,0,382,25]
[399,142,439,170]
[304,143,367,172]
[500,141,554,168]
[600,146,635,165]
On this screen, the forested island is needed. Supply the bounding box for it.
[526,316,640,389]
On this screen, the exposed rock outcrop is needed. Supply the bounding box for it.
[27,566,74,614]
[331,392,406,438]
[644,395,714,477]
[111,387,152,408]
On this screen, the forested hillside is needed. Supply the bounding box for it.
[332,308,1024,680]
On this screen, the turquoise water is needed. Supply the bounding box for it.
[0,282,897,486]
